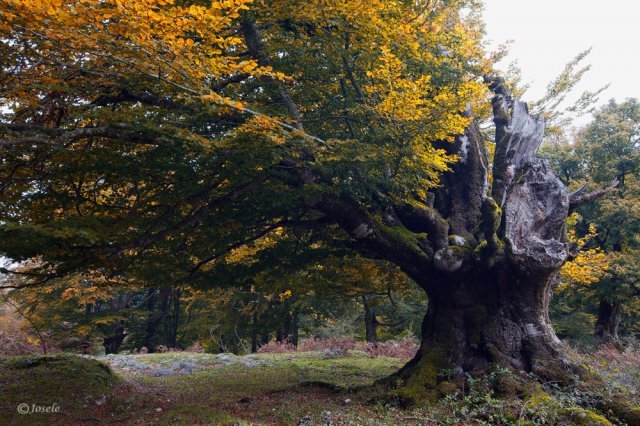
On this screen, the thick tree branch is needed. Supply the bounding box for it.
[239,17,304,130]
[394,203,448,251]
[569,179,619,211]
[210,73,251,92]
[0,267,69,290]
[311,194,434,282]
[0,123,165,147]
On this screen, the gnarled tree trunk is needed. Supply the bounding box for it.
[315,78,616,394]
[398,84,574,384]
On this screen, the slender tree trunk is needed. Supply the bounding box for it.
[276,314,290,343]
[144,288,159,352]
[594,299,622,343]
[276,311,296,344]
[159,287,171,347]
[363,296,378,346]
[230,336,239,354]
[167,288,180,348]
[251,310,258,353]
[290,312,299,347]
[260,332,270,346]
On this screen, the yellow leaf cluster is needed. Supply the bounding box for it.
[278,289,292,302]
[0,0,264,110]
[229,115,287,145]
[559,214,610,289]
[223,227,284,264]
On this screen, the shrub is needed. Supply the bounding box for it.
[258,336,419,359]
[256,340,297,353]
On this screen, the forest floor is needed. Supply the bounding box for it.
[0,347,638,425]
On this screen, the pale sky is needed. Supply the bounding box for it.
[483,0,640,115]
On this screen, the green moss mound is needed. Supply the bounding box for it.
[392,349,451,406]
[559,408,613,426]
[0,354,121,424]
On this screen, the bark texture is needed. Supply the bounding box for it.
[406,79,573,384]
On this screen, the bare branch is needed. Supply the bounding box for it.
[569,179,619,211]
[569,182,589,199]
[0,267,68,290]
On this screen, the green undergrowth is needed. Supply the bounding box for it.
[0,351,638,425]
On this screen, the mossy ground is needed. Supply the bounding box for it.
[0,349,637,425]
[0,354,124,425]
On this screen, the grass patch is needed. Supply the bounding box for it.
[1,350,636,424]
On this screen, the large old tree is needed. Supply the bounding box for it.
[0,0,626,405]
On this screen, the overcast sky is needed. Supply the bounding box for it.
[483,0,640,112]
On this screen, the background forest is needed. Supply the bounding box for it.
[2,84,638,358]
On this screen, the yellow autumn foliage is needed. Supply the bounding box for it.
[558,214,609,290]
[0,0,267,110]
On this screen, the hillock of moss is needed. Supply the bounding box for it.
[0,354,122,424]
